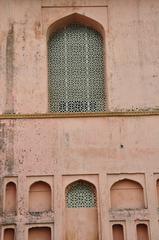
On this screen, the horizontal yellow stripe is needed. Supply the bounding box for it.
[0,111,159,119]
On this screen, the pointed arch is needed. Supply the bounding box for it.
[110,179,145,209]
[47,13,105,39]
[29,181,51,212]
[47,13,106,113]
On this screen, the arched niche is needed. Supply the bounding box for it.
[28,227,51,240]
[65,180,99,240]
[137,224,149,240]
[110,179,145,209]
[4,228,15,240]
[47,13,105,40]
[5,182,16,213]
[47,13,106,113]
[112,224,124,240]
[29,181,51,212]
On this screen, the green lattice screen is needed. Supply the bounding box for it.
[66,180,97,208]
[48,24,105,112]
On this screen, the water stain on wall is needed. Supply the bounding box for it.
[5,23,14,114]
[5,121,14,174]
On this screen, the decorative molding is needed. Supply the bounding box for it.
[41,0,108,8]
[0,111,159,120]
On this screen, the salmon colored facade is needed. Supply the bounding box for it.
[0,0,159,240]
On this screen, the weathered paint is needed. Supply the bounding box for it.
[5,24,14,114]
[0,0,159,240]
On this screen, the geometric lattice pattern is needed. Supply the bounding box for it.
[48,24,105,112]
[66,180,97,208]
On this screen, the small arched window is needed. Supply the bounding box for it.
[48,23,105,113]
[66,180,96,208]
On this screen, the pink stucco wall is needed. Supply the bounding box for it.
[0,0,159,114]
[0,0,159,240]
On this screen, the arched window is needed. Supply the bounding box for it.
[66,180,96,208]
[29,181,51,212]
[48,23,105,113]
[110,179,145,209]
[5,182,16,213]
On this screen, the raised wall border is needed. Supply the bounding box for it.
[0,111,159,119]
[41,0,108,7]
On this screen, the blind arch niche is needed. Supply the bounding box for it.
[110,179,145,209]
[48,14,105,113]
[29,181,51,212]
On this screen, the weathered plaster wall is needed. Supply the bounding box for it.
[0,0,159,240]
[0,117,159,239]
[0,0,159,113]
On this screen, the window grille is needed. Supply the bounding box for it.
[66,180,96,208]
[48,24,105,112]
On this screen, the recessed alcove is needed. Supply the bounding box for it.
[4,228,15,240]
[112,224,124,240]
[110,179,145,209]
[65,179,99,240]
[5,182,16,213]
[137,224,149,240]
[28,227,51,240]
[29,181,51,212]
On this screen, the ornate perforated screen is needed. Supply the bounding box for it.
[48,24,105,112]
[66,180,96,208]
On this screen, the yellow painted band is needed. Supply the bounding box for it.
[0,111,159,119]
